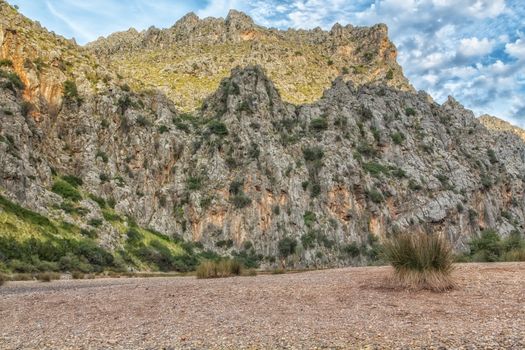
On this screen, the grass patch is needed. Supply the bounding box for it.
[382,232,455,292]
[52,179,82,202]
[0,195,57,233]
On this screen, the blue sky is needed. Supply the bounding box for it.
[6,0,525,127]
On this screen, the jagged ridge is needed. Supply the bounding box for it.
[479,114,525,142]
[86,10,411,111]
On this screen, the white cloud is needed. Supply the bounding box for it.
[465,0,506,18]
[505,35,525,60]
[457,37,494,57]
[45,1,95,42]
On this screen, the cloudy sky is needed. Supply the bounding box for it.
[7,0,525,127]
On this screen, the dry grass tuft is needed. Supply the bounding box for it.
[72,271,85,279]
[382,232,456,292]
[37,272,60,282]
[196,259,243,279]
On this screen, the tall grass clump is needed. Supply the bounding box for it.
[382,232,455,292]
[196,259,242,279]
[0,273,6,286]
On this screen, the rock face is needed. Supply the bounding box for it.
[479,115,525,142]
[0,1,524,270]
[86,10,411,111]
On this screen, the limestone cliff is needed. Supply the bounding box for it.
[0,1,524,272]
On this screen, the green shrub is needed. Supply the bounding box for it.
[467,230,525,262]
[52,179,82,202]
[89,194,107,208]
[126,228,142,244]
[487,149,498,164]
[136,115,151,127]
[310,183,321,198]
[231,194,252,209]
[391,167,406,178]
[118,95,132,113]
[341,242,360,258]
[405,107,416,116]
[310,118,328,132]
[391,132,405,145]
[158,125,169,134]
[366,189,384,203]
[0,59,13,67]
[216,239,234,249]
[187,176,203,191]
[96,151,108,163]
[62,175,83,188]
[0,273,6,286]
[4,72,25,90]
[248,142,260,159]
[230,180,245,196]
[303,147,324,162]
[63,80,81,104]
[386,69,394,80]
[303,211,316,227]
[356,143,378,158]
[408,179,422,191]
[102,210,121,222]
[88,218,103,227]
[359,106,374,120]
[301,231,317,249]
[80,228,97,239]
[208,120,228,136]
[278,237,297,258]
[232,248,262,268]
[382,232,455,291]
[363,162,388,176]
[480,174,492,189]
[1,68,22,90]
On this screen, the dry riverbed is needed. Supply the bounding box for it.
[1,263,524,349]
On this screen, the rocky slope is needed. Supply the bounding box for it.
[86,10,411,111]
[479,114,525,142]
[0,1,524,272]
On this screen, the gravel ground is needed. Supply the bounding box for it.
[0,262,524,349]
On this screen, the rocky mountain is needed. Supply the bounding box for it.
[479,115,525,142]
[0,1,524,273]
[86,10,411,111]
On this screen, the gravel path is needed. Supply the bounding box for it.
[1,263,524,349]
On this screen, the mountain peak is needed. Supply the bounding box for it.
[172,11,200,29]
[225,9,254,28]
